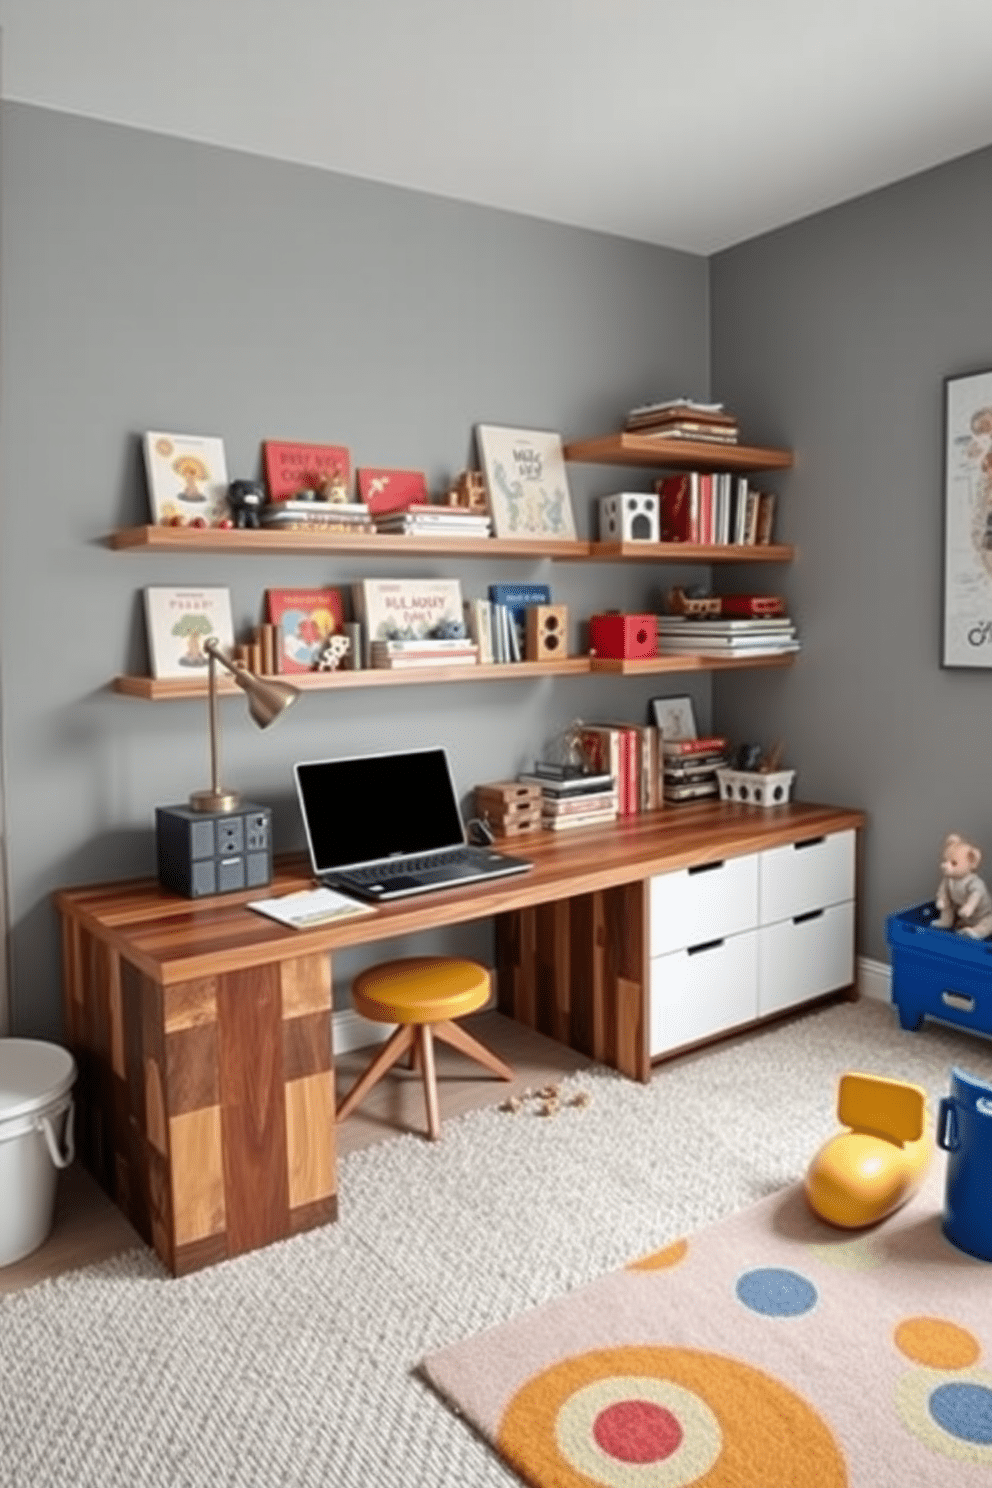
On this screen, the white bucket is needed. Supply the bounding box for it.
[0,1039,76,1267]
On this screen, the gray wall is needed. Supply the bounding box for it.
[0,102,712,1038]
[711,144,992,961]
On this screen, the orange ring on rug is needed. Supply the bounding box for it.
[496,1344,846,1488]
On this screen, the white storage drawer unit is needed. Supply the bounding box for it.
[649,854,758,957]
[758,901,855,1016]
[650,931,758,1056]
[648,828,857,1059]
[759,830,855,924]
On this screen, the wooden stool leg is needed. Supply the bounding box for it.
[433,1019,513,1081]
[418,1025,441,1141]
[336,1024,416,1123]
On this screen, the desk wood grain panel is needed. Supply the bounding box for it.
[216,965,290,1257]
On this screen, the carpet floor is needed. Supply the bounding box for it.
[2,999,991,1487]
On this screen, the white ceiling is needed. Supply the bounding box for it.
[3,0,992,253]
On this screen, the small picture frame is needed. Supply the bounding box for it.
[649,694,697,739]
[942,367,992,668]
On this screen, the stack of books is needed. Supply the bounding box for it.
[662,736,730,803]
[370,503,492,538]
[657,615,800,658]
[625,398,740,444]
[368,637,479,669]
[516,765,618,832]
[261,499,373,533]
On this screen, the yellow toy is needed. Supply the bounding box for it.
[805,1072,931,1228]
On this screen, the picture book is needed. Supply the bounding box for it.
[476,425,577,540]
[262,441,351,501]
[143,432,229,526]
[144,587,234,679]
[488,582,551,656]
[266,587,345,673]
[357,468,430,515]
[352,578,464,664]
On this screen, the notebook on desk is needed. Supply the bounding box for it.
[294,747,534,902]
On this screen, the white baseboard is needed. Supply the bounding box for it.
[858,955,891,1003]
[332,1007,393,1055]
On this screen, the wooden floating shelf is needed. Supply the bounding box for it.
[589,653,797,675]
[112,658,593,699]
[107,526,591,560]
[112,651,796,699]
[586,541,793,563]
[108,526,790,564]
[563,432,793,472]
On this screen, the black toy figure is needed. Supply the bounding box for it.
[227,479,266,529]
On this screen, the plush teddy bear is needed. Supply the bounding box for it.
[934,833,992,939]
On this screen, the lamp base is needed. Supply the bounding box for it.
[189,787,241,814]
[156,802,272,899]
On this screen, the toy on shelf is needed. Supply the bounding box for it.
[933,832,992,939]
[938,1066,992,1261]
[805,1072,931,1228]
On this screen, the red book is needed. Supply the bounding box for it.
[265,587,345,674]
[262,441,350,501]
[661,735,728,757]
[657,474,692,542]
[699,473,714,545]
[357,468,430,516]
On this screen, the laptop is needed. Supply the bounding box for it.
[294,747,534,901]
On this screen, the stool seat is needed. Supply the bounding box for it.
[353,956,491,1025]
[337,956,513,1141]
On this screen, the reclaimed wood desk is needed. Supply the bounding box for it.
[55,799,864,1274]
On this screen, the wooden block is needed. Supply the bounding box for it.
[476,780,542,808]
[526,604,568,662]
[169,1106,226,1246]
[285,1071,336,1209]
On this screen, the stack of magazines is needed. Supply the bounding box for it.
[657,614,800,657]
[625,398,740,444]
[662,736,729,803]
[515,764,618,832]
[371,503,492,538]
[369,637,479,669]
[261,499,373,533]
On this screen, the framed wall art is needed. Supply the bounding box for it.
[649,694,697,740]
[942,367,992,668]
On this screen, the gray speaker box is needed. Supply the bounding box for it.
[155,802,273,898]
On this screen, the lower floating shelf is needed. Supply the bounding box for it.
[113,649,795,698]
[589,653,797,675]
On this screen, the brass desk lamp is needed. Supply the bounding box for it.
[190,637,299,813]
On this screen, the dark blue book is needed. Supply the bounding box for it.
[488,583,551,659]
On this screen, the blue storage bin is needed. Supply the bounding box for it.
[938,1067,992,1261]
[886,901,992,1041]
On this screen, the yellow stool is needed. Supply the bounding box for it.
[805,1072,931,1228]
[336,956,513,1141]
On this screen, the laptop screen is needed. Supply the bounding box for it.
[295,748,467,873]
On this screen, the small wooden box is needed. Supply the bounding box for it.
[525,605,568,662]
[475,781,543,837]
[589,612,657,660]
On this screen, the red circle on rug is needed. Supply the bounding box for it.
[593,1400,683,1462]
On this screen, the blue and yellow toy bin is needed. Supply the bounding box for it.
[937,1067,992,1262]
[886,901,992,1039]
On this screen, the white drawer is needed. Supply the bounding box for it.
[759,830,855,925]
[757,900,855,1016]
[649,853,759,957]
[649,929,758,1056]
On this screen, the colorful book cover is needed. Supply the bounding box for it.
[266,587,345,673]
[475,425,577,540]
[357,468,430,515]
[144,587,234,679]
[487,582,551,657]
[262,441,351,501]
[143,432,229,526]
[353,578,464,648]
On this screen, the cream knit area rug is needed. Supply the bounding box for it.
[2,1000,991,1488]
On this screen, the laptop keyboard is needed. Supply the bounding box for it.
[338,848,475,885]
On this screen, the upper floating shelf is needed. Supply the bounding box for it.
[563,432,793,472]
